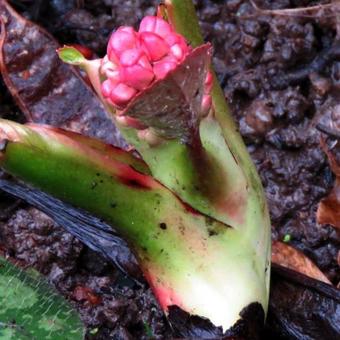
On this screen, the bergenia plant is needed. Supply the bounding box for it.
[0,0,271,337]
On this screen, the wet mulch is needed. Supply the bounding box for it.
[0,0,339,339]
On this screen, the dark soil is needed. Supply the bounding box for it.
[0,0,339,339]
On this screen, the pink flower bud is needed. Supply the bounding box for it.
[165,34,189,60]
[101,16,193,111]
[138,54,153,71]
[139,32,169,61]
[119,48,142,66]
[118,49,154,90]
[101,79,116,98]
[121,64,154,91]
[139,16,172,38]
[102,82,137,108]
[153,57,177,80]
[108,26,137,60]
[170,44,184,60]
[101,56,120,81]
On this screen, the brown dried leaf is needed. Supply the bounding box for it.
[316,140,340,229]
[271,241,331,284]
[0,0,126,148]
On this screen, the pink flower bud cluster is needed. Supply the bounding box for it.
[101,16,191,108]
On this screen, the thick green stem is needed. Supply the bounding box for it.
[0,120,268,331]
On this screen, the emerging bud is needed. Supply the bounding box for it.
[101,16,191,110]
[97,15,214,140]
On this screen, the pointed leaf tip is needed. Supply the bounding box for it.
[57,46,86,65]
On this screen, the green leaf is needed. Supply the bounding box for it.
[0,256,84,340]
[57,46,86,65]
